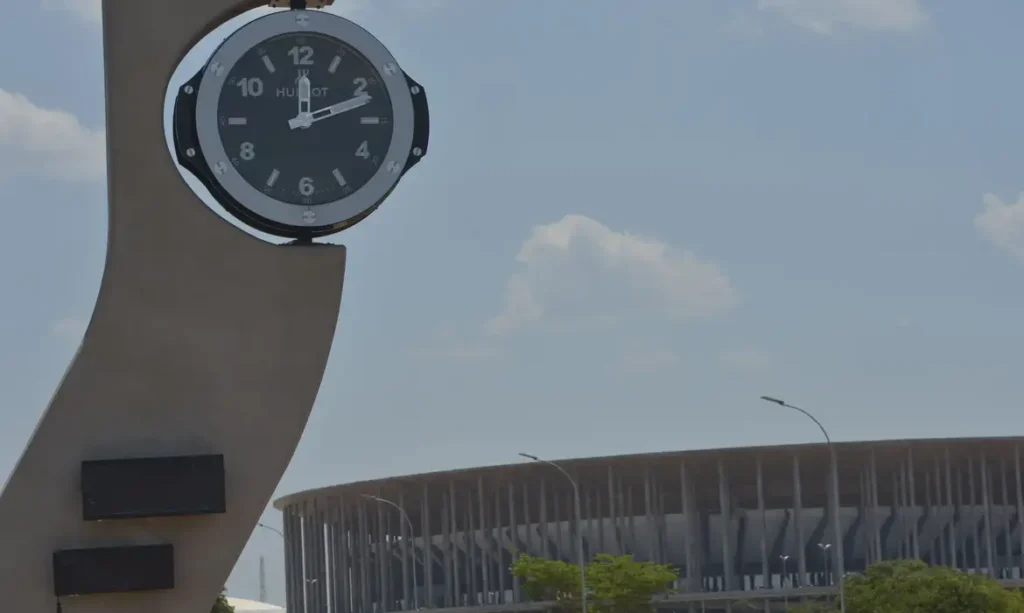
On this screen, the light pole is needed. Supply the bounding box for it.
[760,396,845,613]
[818,543,832,587]
[519,453,588,613]
[363,494,420,610]
[257,522,285,539]
[779,554,790,610]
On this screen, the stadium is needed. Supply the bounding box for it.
[273,436,1024,613]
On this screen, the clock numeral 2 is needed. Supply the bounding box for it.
[353,78,368,97]
[289,46,314,66]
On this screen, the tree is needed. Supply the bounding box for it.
[211,588,236,613]
[815,559,1024,613]
[511,553,678,613]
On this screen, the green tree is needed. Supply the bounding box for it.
[211,588,235,613]
[511,553,678,613]
[810,559,1024,613]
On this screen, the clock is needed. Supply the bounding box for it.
[173,8,429,240]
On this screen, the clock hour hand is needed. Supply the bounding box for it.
[297,74,312,117]
[288,94,372,130]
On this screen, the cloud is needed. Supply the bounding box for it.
[752,0,927,36]
[50,317,88,343]
[0,89,106,182]
[976,193,1024,262]
[719,347,774,373]
[407,327,501,362]
[484,215,737,335]
[618,348,681,374]
[40,0,100,23]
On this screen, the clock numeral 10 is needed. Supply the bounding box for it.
[289,45,314,65]
[236,77,264,97]
[299,177,315,196]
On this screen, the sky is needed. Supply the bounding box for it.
[3,0,1024,605]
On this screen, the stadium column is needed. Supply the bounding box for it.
[945,449,957,569]
[680,460,700,608]
[717,458,734,592]
[1000,458,1011,578]
[870,450,882,562]
[337,497,351,613]
[933,457,945,567]
[283,505,298,613]
[398,491,410,610]
[509,481,522,602]
[968,457,980,572]
[908,450,920,560]
[1016,446,1024,577]
[422,484,434,608]
[792,454,807,587]
[982,453,995,576]
[756,455,768,591]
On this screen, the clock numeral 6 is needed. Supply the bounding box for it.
[239,142,255,161]
[236,77,264,98]
[299,177,315,196]
[289,45,314,66]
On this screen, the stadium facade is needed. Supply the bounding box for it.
[273,437,1024,613]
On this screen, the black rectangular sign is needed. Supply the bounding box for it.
[81,453,226,520]
[53,544,175,597]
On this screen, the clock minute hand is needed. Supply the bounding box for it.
[304,94,372,127]
[288,94,371,130]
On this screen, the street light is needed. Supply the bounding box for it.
[760,396,846,613]
[779,555,791,610]
[818,543,832,587]
[257,522,284,539]
[519,453,588,613]
[363,494,420,610]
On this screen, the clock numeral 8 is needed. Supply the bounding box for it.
[299,177,315,196]
[239,142,255,161]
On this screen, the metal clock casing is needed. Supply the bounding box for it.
[173,9,429,240]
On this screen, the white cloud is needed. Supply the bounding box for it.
[719,347,774,373]
[618,348,681,374]
[407,327,501,362]
[484,215,737,335]
[753,0,926,36]
[40,0,100,23]
[50,317,87,343]
[976,193,1024,262]
[0,89,106,182]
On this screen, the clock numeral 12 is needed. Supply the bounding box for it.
[288,46,314,65]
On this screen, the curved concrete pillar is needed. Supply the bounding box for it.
[0,1,345,611]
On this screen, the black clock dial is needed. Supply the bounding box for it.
[216,32,395,206]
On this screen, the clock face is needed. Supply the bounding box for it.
[216,32,395,207]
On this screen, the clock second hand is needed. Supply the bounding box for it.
[289,94,372,130]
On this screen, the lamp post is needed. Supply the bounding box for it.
[818,543,832,587]
[779,554,790,610]
[519,452,588,613]
[760,396,845,613]
[363,494,421,610]
[257,522,285,539]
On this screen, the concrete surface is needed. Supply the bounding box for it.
[0,1,345,611]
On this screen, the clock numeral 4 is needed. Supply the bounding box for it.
[239,142,255,161]
[299,177,315,196]
[236,77,264,97]
[355,141,370,159]
[288,45,314,66]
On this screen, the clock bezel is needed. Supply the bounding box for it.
[193,10,415,232]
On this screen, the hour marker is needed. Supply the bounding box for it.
[262,55,276,73]
[328,56,342,74]
[228,117,247,125]
[266,169,280,187]
[360,117,380,125]
[332,168,347,186]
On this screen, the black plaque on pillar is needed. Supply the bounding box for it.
[81,454,226,521]
[53,543,175,597]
